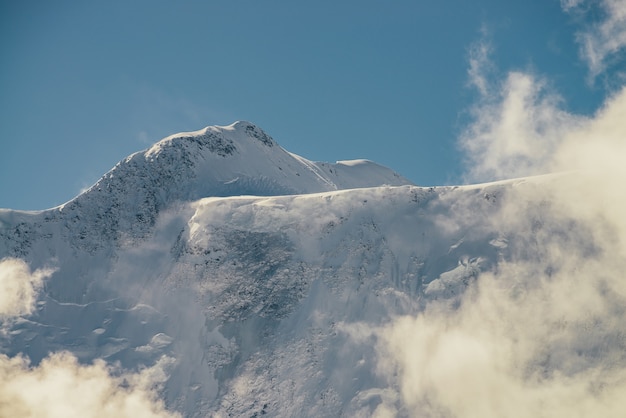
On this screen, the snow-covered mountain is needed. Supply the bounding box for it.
[85,120,411,210]
[32,121,411,247]
[1,123,625,417]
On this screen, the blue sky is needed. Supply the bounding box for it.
[1,0,624,210]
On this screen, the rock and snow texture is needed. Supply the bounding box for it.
[86,120,411,208]
[1,123,626,417]
[34,121,411,247]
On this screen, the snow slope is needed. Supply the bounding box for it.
[0,184,499,416]
[2,123,625,417]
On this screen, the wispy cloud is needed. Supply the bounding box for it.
[129,83,232,146]
[461,40,585,182]
[466,28,495,97]
[562,0,626,81]
[560,0,586,11]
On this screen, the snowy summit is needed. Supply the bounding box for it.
[87,120,412,203]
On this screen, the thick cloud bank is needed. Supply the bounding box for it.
[0,353,179,418]
[371,36,626,416]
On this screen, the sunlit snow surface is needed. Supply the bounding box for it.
[2,123,625,417]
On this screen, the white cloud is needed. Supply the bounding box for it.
[378,275,626,418]
[560,0,585,11]
[369,31,626,416]
[0,258,54,318]
[374,162,626,416]
[461,69,585,182]
[0,353,180,418]
[562,0,626,79]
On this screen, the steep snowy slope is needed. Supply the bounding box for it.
[2,124,625,417]
[0,182,501,416]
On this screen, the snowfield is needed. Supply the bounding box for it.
[1,122,625,417]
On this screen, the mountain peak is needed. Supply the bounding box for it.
[98,121,412,203]
[220,120,276,147]
[54,122,413,243]
[145,121,276,161]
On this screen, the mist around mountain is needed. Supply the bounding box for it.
[1,99,626,418]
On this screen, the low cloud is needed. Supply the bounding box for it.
[370,30,626,417]
[377,247,626,417]
[0,257,179,418]
[0,257,54,318]
[0,353,179,418]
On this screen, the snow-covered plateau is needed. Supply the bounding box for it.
[1,122,625,417]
